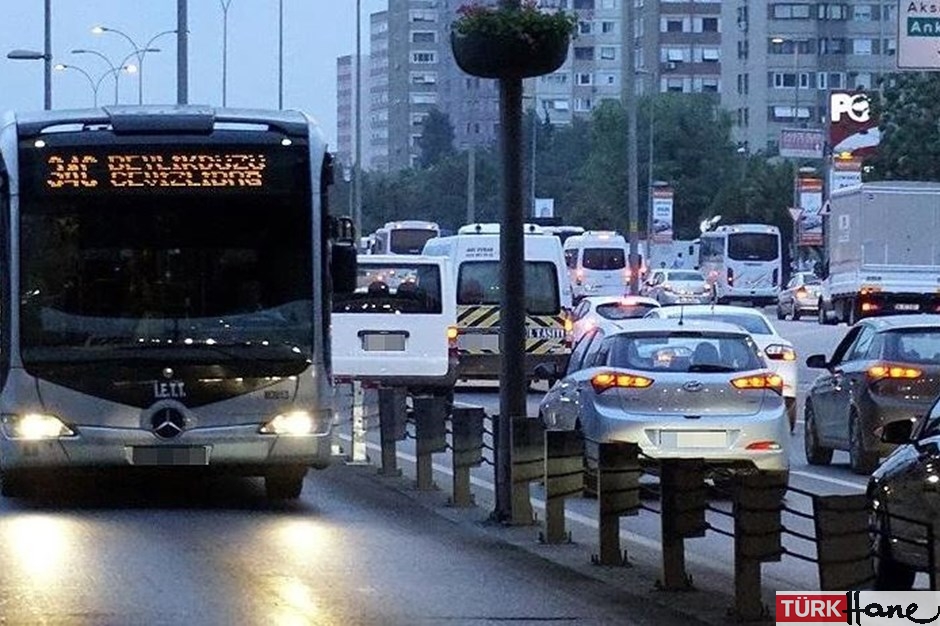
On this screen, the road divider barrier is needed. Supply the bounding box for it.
[450,404,486,507]
[413,395,448,490]
[542,430,584,544]
[591,441,641,566]
[378,387,408,477]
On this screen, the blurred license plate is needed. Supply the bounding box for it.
[676,432,726,448]
[895,303,920,311]
[131,446,209,466]
[362,333,406,351]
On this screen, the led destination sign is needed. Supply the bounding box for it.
[20,145,302,195]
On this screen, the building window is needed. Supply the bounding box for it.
[853,38,873,55]
[409,9,437,22]
[664,19,684,33]
[577,72,593,85]
[817,3,848,20]
[598,72,618,86]
[816,72,828,90]
[579,21,592,34]
[701,17,719,32]
[574,98,592,112]
[850,72,873,89]
[410,93,438,105]
[411,113,428,126]
[883,38,897,56]
[818,38,846,54]
[737,40,749,60]
[549,99,570,111]
[541,73,569,85]
[599,46,617,60]
[772,3,811,19]
[601,0,616,7]
[772,72,797,88]
[574,0,594,8]
[828,72,844,89]
[852,4,876,21]
[701,78,719,92]
[411,51,437,64]
[411,31,437,44]
[602,21,616,34]
[410,71,437,85]
[663,47,687,62]
[574,46,594,60]
[701,47,720,62]
[665,78,685,92]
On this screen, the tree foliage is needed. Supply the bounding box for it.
[868,72,940,181]
[416,108,457,169]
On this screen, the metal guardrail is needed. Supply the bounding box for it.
[337,392,940,617]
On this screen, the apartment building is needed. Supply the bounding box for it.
[336,54,371,172]
[721,0,898,152]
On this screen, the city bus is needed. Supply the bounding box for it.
[0,106,356,500]
[370,220,440,255]
[698,224,782,305]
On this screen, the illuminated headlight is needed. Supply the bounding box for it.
[260,411,317,436]
[1,413,76,440]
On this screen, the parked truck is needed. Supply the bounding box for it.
[819,181,940,325]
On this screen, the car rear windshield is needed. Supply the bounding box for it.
[880,329,940,364]
[679,313,772,335]
[667,271,703,282]
[608,332,764,373]
[457,261,560,315]
[333,263,443,314]
[582,248,626,270]
[596,303,657,320]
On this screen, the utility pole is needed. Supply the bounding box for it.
[44,0,52,110]
[278,0,284,109]
[177,0,188,104]
[353,0,363,235]
[467,146,476,224]
[623,0,640,294]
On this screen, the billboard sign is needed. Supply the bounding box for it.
[797,177,824,247]
[828,91,880,158]
[898,1,940,69]
[829,156,863,192]
[779,128,826,159]
[651,187,674,243]
[534,198,554,218]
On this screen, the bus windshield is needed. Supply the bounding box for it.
[390,228,437,254]
[727,233,778,262]
[17,140,313,366]
[457,261,559,315]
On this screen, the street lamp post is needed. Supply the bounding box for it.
[92,25,175,104]
[72,49,152,105]
[54,63,129,107]
[220,0,234,106]
[5,0,52,109]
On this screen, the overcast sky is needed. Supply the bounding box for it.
[1,0,387,146]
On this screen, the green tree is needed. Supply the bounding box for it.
[868,73,940,180]
[416,108,456,169]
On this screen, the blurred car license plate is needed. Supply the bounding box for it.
[361,332,406,351]
[676,431,726,448]
[131,446,209,466]
[895,303,920,311]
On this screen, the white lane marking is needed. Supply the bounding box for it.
[789,469,866,491]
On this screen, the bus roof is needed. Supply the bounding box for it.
[379,220,440,230]
[458,223,546,235]
[709,224,780,235]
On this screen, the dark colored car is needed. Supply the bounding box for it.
[869,411,940,590]
[804,315,940,474]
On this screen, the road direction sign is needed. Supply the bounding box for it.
[898,1,940,70]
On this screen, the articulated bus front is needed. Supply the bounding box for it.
[0,108,336,499]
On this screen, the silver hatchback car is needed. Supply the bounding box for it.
[538,319,790,479]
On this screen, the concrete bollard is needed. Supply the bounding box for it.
[510,418,544,525]
[377,387,408,477]
[450,404,485,507]
[542,430,584,544]
[346,380,370,465]
[413,395,448,490]
[813,493,872,590]
[659,458,707,590]
[731,471,787,621]
[592,441,641,566]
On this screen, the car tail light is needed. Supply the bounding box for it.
[867,364,922,380]
[796,287,807,297]
[861,302,879,312]
[447,326,459,356]
[746,441,781,451]
[661,283,674,293]
[576,270,584,285]
[623,269,631,284]
[591,372,654,393]
[563,312,574,347]
[730,373,783,393]
[764,344,796,361]
[727,268,734,286]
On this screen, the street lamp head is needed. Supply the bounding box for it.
[7,49,48,60]
[91,25,106,35]
[123,64,138,74]
[53,63,68,71]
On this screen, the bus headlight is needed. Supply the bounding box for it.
[260,411,320,436]
[1,413,76,440]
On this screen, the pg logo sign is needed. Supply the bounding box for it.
[830,92,870,124]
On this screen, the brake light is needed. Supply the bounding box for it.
[661,283,674,293]
[764,344,796,361]
[576,270,584,285]
[727,268,734,286]
[731,373,783,392]
[623,269,631,284]
[563,313,574,347]
[861,302,879,312]
[447,326,459,355]
[591,372,654,393]
[746,441,781,451]
[867,364,922,380]
[796,287,807,297]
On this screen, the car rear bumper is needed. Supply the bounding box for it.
[335,358,459,392]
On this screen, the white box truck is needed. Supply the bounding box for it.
[820,181,940,325]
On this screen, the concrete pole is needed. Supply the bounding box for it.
[354,0,363,235]
[495,0,527,524]
[467,146,476,224]
[278,0,284,110]
[623,0,640,294]
[177,0,188,104]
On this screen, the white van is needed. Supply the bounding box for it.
[564,231,643,301]
[331,255,457,397]
[422,223,573,381]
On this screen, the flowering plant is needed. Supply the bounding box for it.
[452,1,578,41]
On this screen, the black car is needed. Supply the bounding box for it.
[804,315,940,474]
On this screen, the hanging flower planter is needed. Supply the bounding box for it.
[450,2,576,80]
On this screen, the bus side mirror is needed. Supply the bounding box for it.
[331,216,358,294]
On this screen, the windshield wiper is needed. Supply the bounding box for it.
[687,364,738,373]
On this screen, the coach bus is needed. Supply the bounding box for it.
[0,106,356,500]
[370,220,440,255]
[698,224,782,305]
